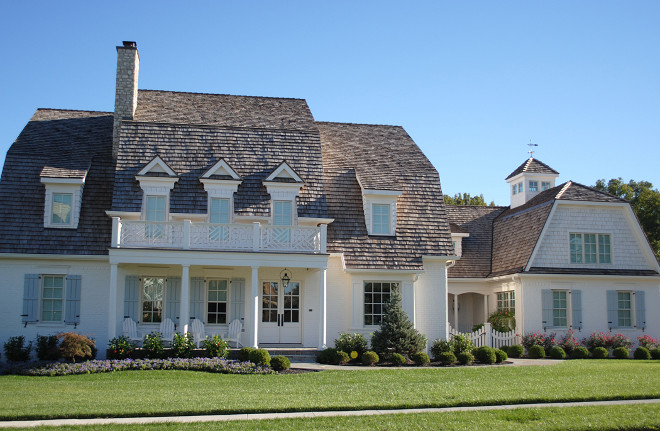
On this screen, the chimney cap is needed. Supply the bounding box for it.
[121,41,137,49]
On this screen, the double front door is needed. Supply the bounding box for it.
[259,281,301,344]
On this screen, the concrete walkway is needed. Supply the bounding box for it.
[1,399,658,428]
[290,357,563,370]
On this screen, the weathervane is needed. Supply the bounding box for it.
[527,139,538,157]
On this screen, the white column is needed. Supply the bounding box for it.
[251,266,259,348]
[483,295,489,322]
[180,264,190,333]
[318,268,327,350]
[108,264,118,339]
[453,293,459,330]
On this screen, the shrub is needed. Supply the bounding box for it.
[592,347,609,359]
[613,347,629,359]
[3,336,32,362]
[637,335,659,350]
[412,352,430,365]
[608,334,632,350]
[488,310,516,333]
[507,344,524,358]
[334,333,368,360]
[36,334,61,361]
[634,347,651,360]
[391,352,407,366]
[57,333,95,363]
[107,335,136,360]
[558,330,582,356]
[651,348,660,360]
[172,332,195,358]
[201,335,229,358]
[549,346,566,359]
[571,346,590,359]
[431,339,452,360]
[143,332,165,359]
[336,350,350,365]
[456,351,474,365]
[522,332,556,351]
[438,351,456,366]
[451,334,474,355]
[270,355,291,371]
[370,288,427,356]
[499,345,509,355]
[238,347,256,362]
[249,348,271,366]
[582,332,611,351]
[494,349,508,363]
[317,348,339,364]
[471,323,484,332]
[474,346,496,364]
[362,351,379,366]
[527,345,545,359]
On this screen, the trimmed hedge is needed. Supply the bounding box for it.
[457,351,474,365]
[494,349,507,363]
[238,347,255,362]
[634,347,651,360]
[474,346,496,364]
[391,353,407,366]
[270,355,291,371]
[249,349,271,366]
[613,347,629,359]
[507,344,524,358]
[592,347,609,359]
[651,348,660,360]
[528,345,545,359]
[571,346,590,359]
[438,351,456,366]
[411,352,430,365]
[549,346,566,359]
[362,351,379,366]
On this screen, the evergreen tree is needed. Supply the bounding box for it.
[370,286,427,356]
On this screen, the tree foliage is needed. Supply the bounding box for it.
[370,287,427,356]
[444,193,495,206]
[593,178,660,260]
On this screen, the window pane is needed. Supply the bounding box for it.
[542,182,551,191]
[529,181,538,192]
[52,193,72,224]
[142,277,164,323]
[570,234,583,263]
[372,204,390,235]
[273,201,292,226]
[599,234,611,263]
[584,234,597,263]
[146,196,166,222]
[41,276,64,322]
[363,281,396,326]
[552,290,568,327]
[210,198,230,224]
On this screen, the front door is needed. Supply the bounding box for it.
[259,281,302,344]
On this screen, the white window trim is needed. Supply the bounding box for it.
[41,179,84,228]
[569,232,613,265]
[137,178,178,221]
[529,180,538,192]
[551,289,572,328]
[40,274,66,323]
[201,180,240,224]
[206,278,230,325]
[362,190,402,236]
[496,291,515,312]
[616,290,635,329]
[363,280,400,327]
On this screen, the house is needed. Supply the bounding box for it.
[447,158,660,342]
[0,42,657,359]
[0,42,453,356]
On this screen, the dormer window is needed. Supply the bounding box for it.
[146,196,166,222]
[263,161,304,229]
[274,201,292,227]
[372,204,391,235]
[136,156,179,222]
[529,181,538,192]
[542,182,551,191]
[210,198,230,224]
[40,172,85,229]
[200,159,242,228]
[52,193,73,225]
[361,189,402,236]
[512,185,517,195]
[517,183,522,193]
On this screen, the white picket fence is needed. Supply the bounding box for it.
[448,323,519,349]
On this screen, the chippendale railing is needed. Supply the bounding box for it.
[112,218,326,253]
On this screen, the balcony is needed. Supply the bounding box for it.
[111,218,327,253]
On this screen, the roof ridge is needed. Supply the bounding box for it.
[138,89,306,102]
[316,120,403,129]
[555,181,572,199]
[523,157,533,172]
[35,108,113,115]
[120,119,321,136]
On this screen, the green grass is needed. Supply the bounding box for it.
[10,404,660,430]
[0,360,658,420]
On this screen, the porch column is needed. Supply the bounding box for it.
[250,266,259,348]
[318,268,327,350]
[483,295,489,322]
[180,264,190,333]
[453,293,459,330]
[108,264,118,339]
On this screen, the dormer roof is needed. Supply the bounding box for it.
[201,158,242,181]
[264,160,304,184]
[136,155,178,177]
[505,157,559,180]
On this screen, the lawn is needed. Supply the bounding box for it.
[0,360,658,420]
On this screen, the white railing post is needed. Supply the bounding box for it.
[320,224,327,253]
[112,217,121,248]
[183,220,191,250]
[485,322,492,347]
[252,222,260,252]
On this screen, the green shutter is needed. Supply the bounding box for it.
[635,291,646,330]
[65,275,82,325]
[166,277,181,325]
[124,276,140,321]
[231,278,245,322]
[571,290,582,331]
[606,290,618,329]
[541,289,553,329]
[190,278,206,322]
[22,274,40,324]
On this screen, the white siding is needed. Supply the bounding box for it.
[415,259,448,348]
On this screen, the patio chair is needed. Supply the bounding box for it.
[122,317,142,344]
[225,319,243,348]
[190,318,206,348]
[160,317,175,344]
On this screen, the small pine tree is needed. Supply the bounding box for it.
[370,287,427,356]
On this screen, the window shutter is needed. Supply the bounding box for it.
[635,290,646,330]
[166,277,181,324]
[352,282,363,328]
[190,278,206,323]
[541,289,553,329]
[402,282,415,326]
[22,274,40,324]
[606,290,618,329]
[571,290,582,331]
[64,275,82,325]
[231,278,245,322]
[124,276,140,321]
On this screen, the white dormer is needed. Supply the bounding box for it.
[361,189,402,236]
[135,156,179,221]
[505,158,559,209]
[200,159,242,223]
[450,232,469,257]
[263,161,304,225]
[40,174,86,229]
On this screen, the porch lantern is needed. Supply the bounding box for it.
[280,268,292,289]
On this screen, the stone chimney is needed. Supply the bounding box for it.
[112,41,139,158]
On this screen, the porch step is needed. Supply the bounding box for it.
[263,347,319,363]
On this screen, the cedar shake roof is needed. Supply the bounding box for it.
[318,122,454,270]
[505,157,559,180]
[449,223,469,234]
[0,109,114,255]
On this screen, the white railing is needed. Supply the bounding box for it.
[449,323,519,348]
[112,218,326,253]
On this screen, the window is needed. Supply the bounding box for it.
[273,200,292,243]
[207,279,228,324]
[41,275,64,322]
[209,198,230,241]
[517,183,523,193]
[529,181,538,192]
[512,185,517,195]
[607,290,645,330]
[51,193,72,225]
[497,291,515,312]
[552,290,568,327]
[617,291,632,328]
[146,196,166,239]
[372,203,390,235]
[570,233,611,264]
[542,182,551,191]
[364,281,398,325]
[142,277,164,323]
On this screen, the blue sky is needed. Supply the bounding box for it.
[1,1,658,205]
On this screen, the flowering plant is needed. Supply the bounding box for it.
[201,335,229,358]
[488,310,516,333]
[608,333,632,350]
[637,335,659,350]
[107,336,136,360]
[558,330,582,355]
[521,331,556,351]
